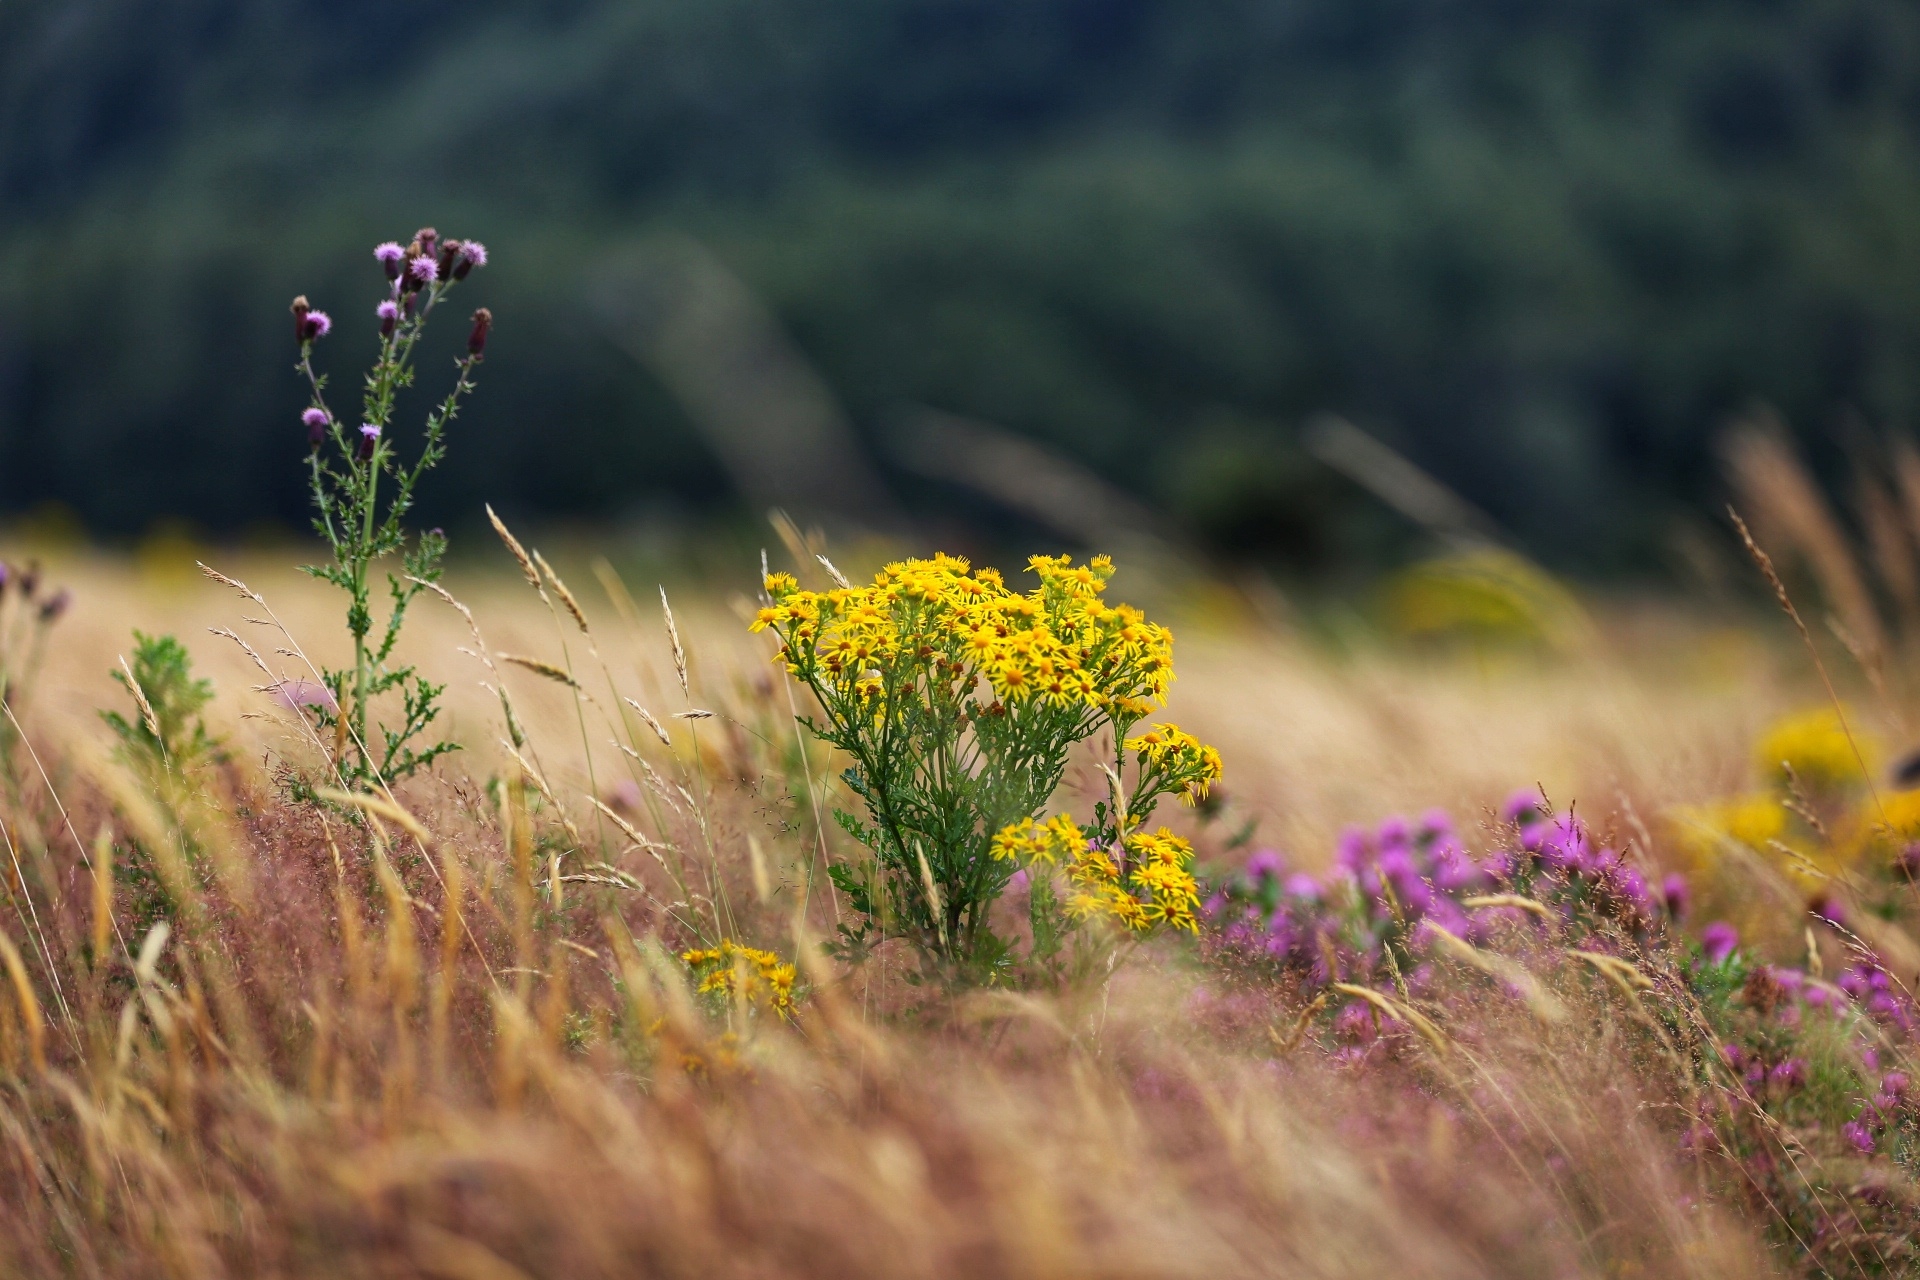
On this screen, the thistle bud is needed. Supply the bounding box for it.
[377,299,399,338]
[452,240,488,280]
[374,242,405,280]
[18,562,38,599]
[437,238,463,280]
[414,227,439,260]
[302,407,329,449]
[403,290,418,321]
[357,423,381,461]
[467,307,492,358]
[37,588,70,623]
[292,295,331,342]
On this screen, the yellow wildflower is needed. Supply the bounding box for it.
[681,940,798,1017]
[1754,707,1876,799]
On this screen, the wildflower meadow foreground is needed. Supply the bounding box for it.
[7,237,1920,1278]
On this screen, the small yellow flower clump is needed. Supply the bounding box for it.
[990,815,1202,933]
[753,553,1174,718]
[1124,723,1224,805]
[680,941,797,1017]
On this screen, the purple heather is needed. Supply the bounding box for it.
[1700,921,1739,964]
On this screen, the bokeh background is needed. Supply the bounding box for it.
[6,0,1920,578]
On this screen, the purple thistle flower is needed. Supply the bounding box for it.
[408,255,439,286]
[1843,1120,1876,1153]
[452,239,488,280]
[303,310,331,341]
[302,406,328,448]
[374,242,406,279]
[1701,921,1739,964]
[357,422,380,461]
[1768,1058,1807,1090]
[1885,1072,1910,1097]
[377,298,399,337]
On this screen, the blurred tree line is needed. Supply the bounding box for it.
[4,0,1920,572]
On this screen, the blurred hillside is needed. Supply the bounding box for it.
[5,0,1920,571]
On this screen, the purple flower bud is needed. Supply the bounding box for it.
[1897,843,1920,882]
[377,299,399,338]
[1768,1058,1807,1090]
[408,255,439,287]
[357,423,380,461]
[1335,826,1370,874]
[0,563,10,595]
[452,239,488,280]
[467,307,492,358]
[1282,872,1321,901]
[36,588,70,622]
[1701,921,1739,965]
[374,242,406,280]
[412,227,439,261]
[1502,788,1543,825]
[1662,873,1690,921]
[302,407,328,449]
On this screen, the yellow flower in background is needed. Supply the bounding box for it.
[1843,788,1920,866]
[1753,707,1876,799]
[1384,547,1591,652]
[682,941,797,1018]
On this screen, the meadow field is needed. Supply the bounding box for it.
[0,520,1907,1279]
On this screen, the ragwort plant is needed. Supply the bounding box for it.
[291,228,491,789]
[752,552,1221,977]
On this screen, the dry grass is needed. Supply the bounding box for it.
[0,538,1874,1278]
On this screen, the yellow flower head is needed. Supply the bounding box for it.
[1125,723,1225,803]
[1755,707,1876,799]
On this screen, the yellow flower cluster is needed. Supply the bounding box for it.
[680,941,797,1017]
[1754,707,1875,798]
[990,816,1201,933]
[752,553,1174,716]
[1124,723,1225,805]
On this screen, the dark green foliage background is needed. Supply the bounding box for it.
[5,0,1920,569]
